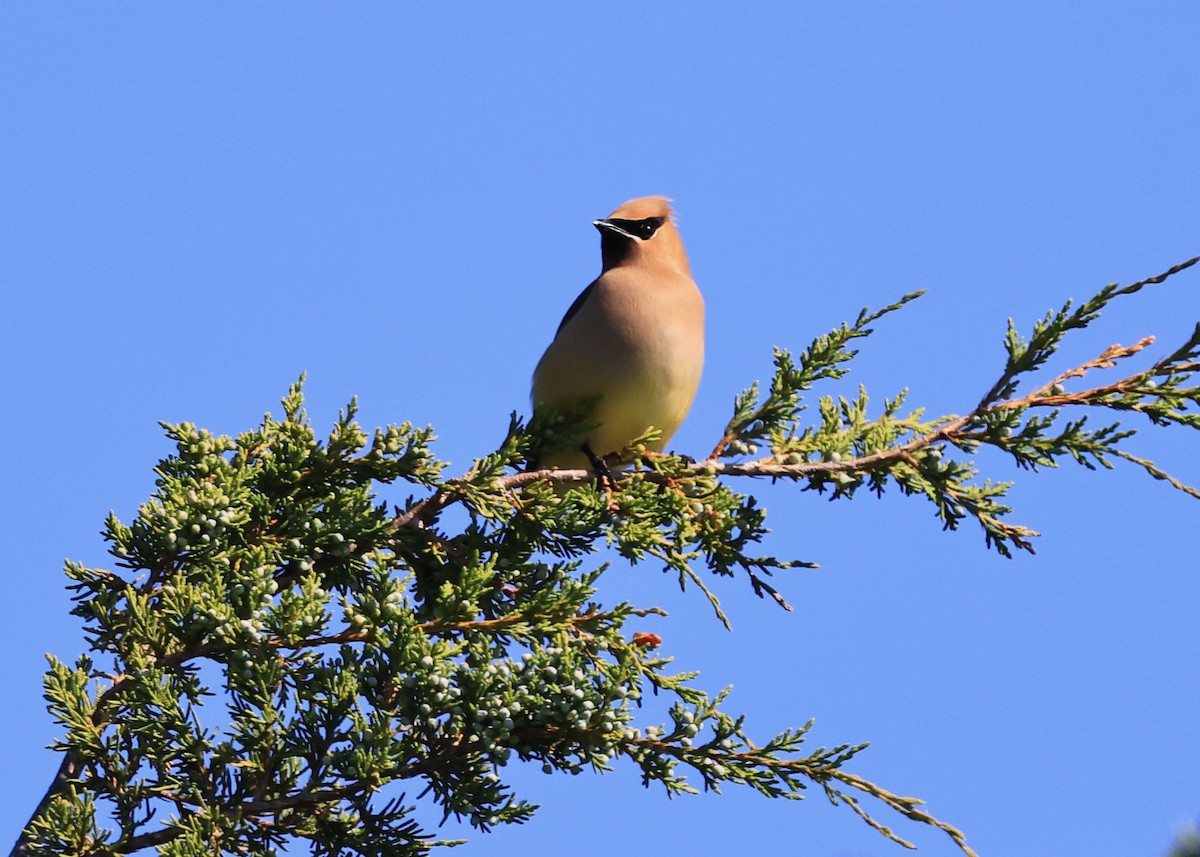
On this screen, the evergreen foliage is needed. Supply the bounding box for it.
[14,256,1200,857]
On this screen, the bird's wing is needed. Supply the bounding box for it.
[554,279,599,338]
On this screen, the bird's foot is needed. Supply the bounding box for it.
[582,444,621,508]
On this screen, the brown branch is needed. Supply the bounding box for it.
[384,257,1200,535]
[10,752,86,857]
[112,782,370,854]
[402,361,1191,509]
[107,726,488,853]
[1043,336,1155,387]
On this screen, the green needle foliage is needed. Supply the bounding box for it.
[1168,824,1200,857]
[15,256,1200,857]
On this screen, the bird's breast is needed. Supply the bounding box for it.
[531,265,704,465]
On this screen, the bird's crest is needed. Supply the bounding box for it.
[606,196,675,222]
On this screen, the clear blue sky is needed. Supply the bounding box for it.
[3,5,1199,856]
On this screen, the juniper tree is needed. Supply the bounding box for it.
[13,256,1200,857]
[1169,825,1200,857]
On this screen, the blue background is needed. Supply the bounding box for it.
[3,5,1199,855]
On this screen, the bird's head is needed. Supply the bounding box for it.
[594,196,691,275]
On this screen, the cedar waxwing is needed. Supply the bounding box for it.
[531,196,705,472]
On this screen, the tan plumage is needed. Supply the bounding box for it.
[531,196,705,471]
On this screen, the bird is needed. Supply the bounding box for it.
[530,196,705,474]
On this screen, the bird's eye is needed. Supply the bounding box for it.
[635,217,665,239]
